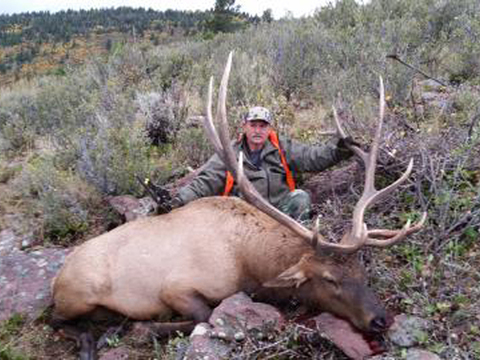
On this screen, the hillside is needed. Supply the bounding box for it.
[0,6,257,86]
[0,0,479,358]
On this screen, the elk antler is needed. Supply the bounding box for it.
[204,52,426,254]
[316,77,427,253]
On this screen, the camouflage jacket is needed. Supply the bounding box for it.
[176,136,352,208]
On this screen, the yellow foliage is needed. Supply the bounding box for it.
[0,31,139,86]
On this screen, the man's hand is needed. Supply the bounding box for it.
[338,136,361,150]
[336,136,361,158]
[152,184,172,206]
[136,176,180,214]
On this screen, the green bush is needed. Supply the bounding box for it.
[76,114,154,196]
[0,314,28,360]
[34,73,99,138]
[0,87,38,155]
[172,126,213,169]
[14,154,121,245]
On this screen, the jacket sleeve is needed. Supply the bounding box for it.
[175,153,227,206]
[283,137,352,173]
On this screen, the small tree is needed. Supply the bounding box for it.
[261,9,273,23]
[205,0,247,34]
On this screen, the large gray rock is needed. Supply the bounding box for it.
[186,323,232,360]
[184,292,284,359]
[0,238,69,321]
[387,314,431,347]
[406,348,441,360]
[208,292,284,341]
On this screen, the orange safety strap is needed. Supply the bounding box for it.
[268,131,296,192]
[223,131,295,196]
[223,171,235,196]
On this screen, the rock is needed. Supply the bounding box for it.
[0,227,71,321]
[387,314,431,347]
[420,92,439,102]
[0,229,17,255]
[233,331,245,341]
[314,312,374,360]
[185,324,231,360]
[0,246,70,321]
[108,195,157,221]
[412,79,451,115]
[418,79,444,92]
[420,92,449,110]
[184,293,284,359]
[20,237,35,250]
[190,323,212,338]
[208,292,284,341]
[99,346,130,360]
[128,322,155,344]
[406,348,441,360]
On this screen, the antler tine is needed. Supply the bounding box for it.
[365,212,427,247]
[332,105,368,163]
[203,76,225,160]
[331,106,348,139]
[364,76,385,194]
[215,52,239,179]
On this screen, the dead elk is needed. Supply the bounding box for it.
[51,52,426,358]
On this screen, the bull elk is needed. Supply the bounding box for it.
[51,52,426,358]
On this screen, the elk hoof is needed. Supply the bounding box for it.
[79,332,97,360]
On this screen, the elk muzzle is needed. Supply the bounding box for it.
[337,280,390,334]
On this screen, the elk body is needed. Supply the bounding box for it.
[52,196,384,332]
[51,52,426,358]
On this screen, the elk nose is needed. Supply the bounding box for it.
[369,315,388,333]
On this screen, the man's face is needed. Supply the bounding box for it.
[243,120,271,150]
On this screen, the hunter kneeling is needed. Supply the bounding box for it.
[171,106,358,220]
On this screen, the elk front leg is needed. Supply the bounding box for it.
[50,318,97,360]
[134,290,213,338]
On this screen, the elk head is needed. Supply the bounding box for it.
[203,52,426,333]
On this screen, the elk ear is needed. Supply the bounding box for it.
[263,257,311,288]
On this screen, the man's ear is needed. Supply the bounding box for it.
[263,255,312,288]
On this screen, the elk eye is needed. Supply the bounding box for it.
[324,276,338,287]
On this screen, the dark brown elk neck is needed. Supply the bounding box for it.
[240,225,313,280]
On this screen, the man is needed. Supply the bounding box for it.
[171,106,355,220]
